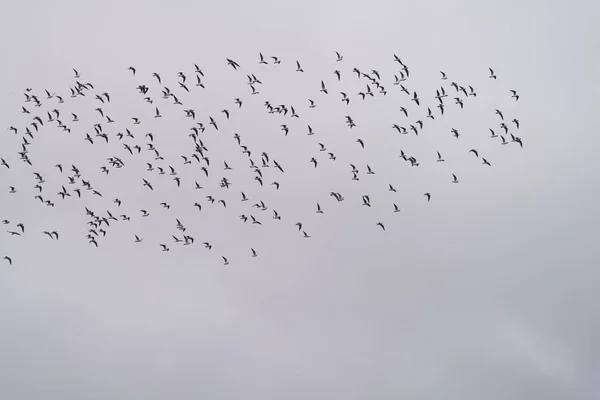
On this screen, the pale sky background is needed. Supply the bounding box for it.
[1,0,599,399]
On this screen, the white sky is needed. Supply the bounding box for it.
[0,0,599,398]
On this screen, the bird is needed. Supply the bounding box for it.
[259,53,268,64]
[316,203,323,214]
[142,179,153,190]
[226,58,240,69]
[376,222,385,231]
[3,256,12,265]
[510,90,519,101]
[452,174,459,183]
[320,80,328,94]
[437,152,445,162]
[424,193,431,201]
[489,67,497,79]
[411,91,420,106]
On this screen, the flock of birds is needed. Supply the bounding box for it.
[1,52,524,266]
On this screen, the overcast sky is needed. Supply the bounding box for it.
[1,0,599,399]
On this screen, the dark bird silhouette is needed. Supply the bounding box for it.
[226,58,240,69]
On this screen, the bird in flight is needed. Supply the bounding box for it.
[226,58,241,69]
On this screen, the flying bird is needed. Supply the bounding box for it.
[226,58,240,69]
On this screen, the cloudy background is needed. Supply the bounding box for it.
[1,0,599,398]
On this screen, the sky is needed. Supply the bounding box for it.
[0,0,599,398]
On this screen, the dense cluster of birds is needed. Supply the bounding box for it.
[1,53,524,266]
